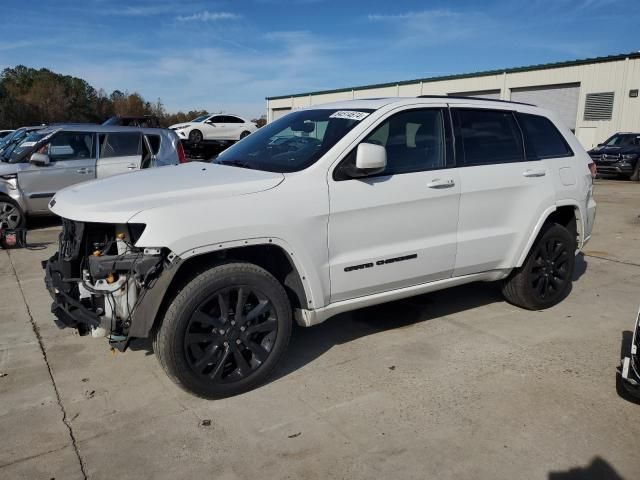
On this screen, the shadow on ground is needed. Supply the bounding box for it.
[130,255,591,384]
[549,456,625,480]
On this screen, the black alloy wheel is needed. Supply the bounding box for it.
[528,236,571,302]
[184,286,278,383]
[153,262,292,398]
[502,223,576,310]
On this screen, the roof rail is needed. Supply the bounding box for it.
[417,94,534,106]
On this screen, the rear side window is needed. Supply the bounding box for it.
[516,113,573,160]
[454,109,524,165]
[99,132,141,158]
[224,116,244,124]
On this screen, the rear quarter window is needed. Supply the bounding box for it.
[516,113,573,160]
[99,132,142,158]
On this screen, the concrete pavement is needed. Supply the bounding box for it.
[1,179,639,479]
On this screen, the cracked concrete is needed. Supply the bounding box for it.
[0,179,639,479]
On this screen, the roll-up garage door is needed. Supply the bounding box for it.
[449,89,501,100]
[510,83,580,130]
[271,108,291,121]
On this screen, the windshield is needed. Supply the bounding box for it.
[191,114,210,123]
[102,117,118,125]
[604,134,640,146]
[8,132,48,163]
[214,109,373,173]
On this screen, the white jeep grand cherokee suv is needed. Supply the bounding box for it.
[44,96,597,398]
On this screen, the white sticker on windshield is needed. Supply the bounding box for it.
[19,141,36,147]
[329,111,370,121]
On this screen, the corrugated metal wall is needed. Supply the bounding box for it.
[266,56,640,148]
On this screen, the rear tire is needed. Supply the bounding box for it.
[188,129,203,144]
[239,131,250,139]
[153,262,292,399]
[502,223,576,310]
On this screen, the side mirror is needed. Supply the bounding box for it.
[30,152,50,166]
[597,143,604,147]
[354,142,386,176]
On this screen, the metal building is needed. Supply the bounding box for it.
[265,52,640,149]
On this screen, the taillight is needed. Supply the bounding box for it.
[177,141,187,164]
[588,162,597,179]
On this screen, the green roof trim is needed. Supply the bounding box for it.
[266,51,640,101]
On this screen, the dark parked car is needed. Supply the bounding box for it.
[588,132,640,181]
[102,115,161,128]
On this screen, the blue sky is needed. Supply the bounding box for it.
[0,0,638,118]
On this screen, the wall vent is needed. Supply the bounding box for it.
[584,92,614,121]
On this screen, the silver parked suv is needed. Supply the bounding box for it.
[0,125,184,228]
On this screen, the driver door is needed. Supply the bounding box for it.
[328,106,460,302]
[203,115,229,140]
[18,131,96,213]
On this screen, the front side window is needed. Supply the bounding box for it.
[214,109,372,173]
[455,109,524,165]
[334,108,447,179]
[516,113,573,160]
[99,132,141,158]
[191,114,209,123]
[45,132,94,161]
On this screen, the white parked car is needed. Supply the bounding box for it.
[170,114,257,144]
[45,96,597,398]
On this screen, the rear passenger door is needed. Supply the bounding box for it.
[96,132,142,178]
[451,107,555,276]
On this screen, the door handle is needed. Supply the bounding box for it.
[127,164,137,170]
[76,168,90,174]
[523,169,546,178]
[427,178,455,189]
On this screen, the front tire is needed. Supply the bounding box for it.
[502,223,576,310]
[153,262,292,399]
[0,196,25,229]
[188,129,203,144]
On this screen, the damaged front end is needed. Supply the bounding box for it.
[44,218,177,351]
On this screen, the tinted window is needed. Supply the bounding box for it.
[146,135,161,154]
[209,116,224,124]
[46,132,94,161]
[455,109,524,165]
[516,113,573,159]
[99,132,141,158]
[223,116,244,124]
[335,109,447,179]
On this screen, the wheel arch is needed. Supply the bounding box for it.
[130,240,314,340]
[515,202,583,268]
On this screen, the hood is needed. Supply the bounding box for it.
[50,162,285,223]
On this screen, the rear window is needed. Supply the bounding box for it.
[455,109,524,165]
[516,113,573,160]
[99,132,141,158]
